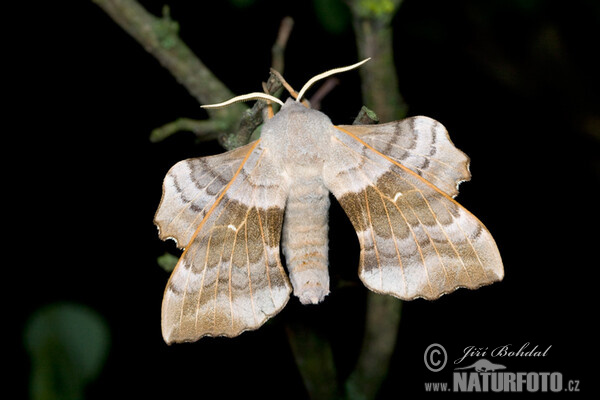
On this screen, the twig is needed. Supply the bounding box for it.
[272,16,294,74]
[309,77,340,110]
[150,118,226,143]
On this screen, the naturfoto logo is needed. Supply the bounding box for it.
[423,343,580,393]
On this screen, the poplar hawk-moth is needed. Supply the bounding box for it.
[155,59,503,343]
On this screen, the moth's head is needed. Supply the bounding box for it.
[200,58,370,113]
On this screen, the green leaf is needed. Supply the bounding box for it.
[24,303,110,400]
[157,252,179,272]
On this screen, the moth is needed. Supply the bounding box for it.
[155,59,504,344]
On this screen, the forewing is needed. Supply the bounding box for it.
[155,143,257,249]
[337,117,470,197]
[324,126,503,300]
[159,141,292,343]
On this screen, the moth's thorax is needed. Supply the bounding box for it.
[261,99,333,171]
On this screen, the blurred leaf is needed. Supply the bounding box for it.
[157,252,179,272]
[24,303,110,400]
[513,0,543,12]
[227,0,257,8]
[312,0,351,34]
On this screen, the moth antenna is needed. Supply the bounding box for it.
[201,92,284,109]
[296,58,371,103]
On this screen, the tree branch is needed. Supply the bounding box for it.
[93,0,246,137]
[343,1,406,399]
[347,0,407,121]
[94,2,299,149]
[150,118,226,143]
[218,70,284,150]
[345,294,402,400]
[285,319,342,400]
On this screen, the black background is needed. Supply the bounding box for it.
[13,0,598,398]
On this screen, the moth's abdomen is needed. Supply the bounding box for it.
[282,178,330,305]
